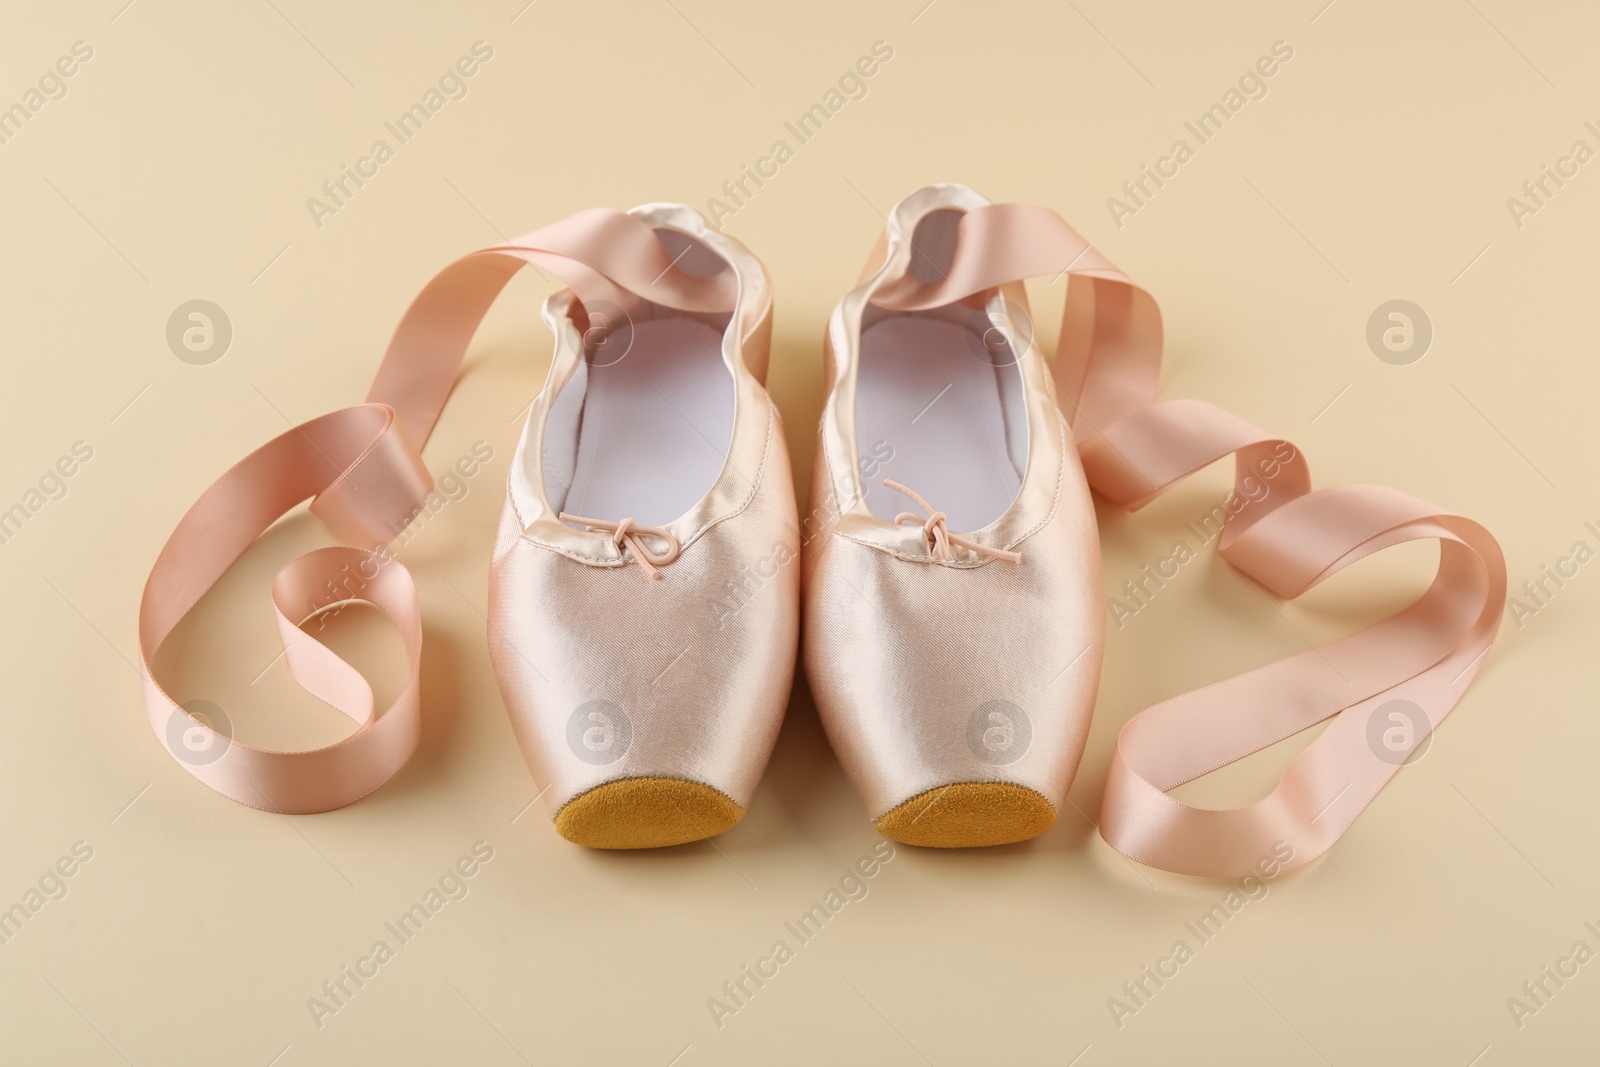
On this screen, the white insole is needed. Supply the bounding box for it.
[856,316,1024,531]
[562,317,733,526]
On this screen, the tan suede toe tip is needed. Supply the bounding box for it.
[874,782,1056,848]
[554,777,745,849]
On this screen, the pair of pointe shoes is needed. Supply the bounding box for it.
[140,177,1504,873]
[497,184,1098,850]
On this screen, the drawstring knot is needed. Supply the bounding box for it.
[559,512,682,580]
[883,479,1022,564]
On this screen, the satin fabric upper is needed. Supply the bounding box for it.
[491,204,798,815]
[137,203,796,816]
[806,184,1505,876]
[803,185,1104,821]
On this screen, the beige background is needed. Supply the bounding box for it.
[1,0,1596,1063]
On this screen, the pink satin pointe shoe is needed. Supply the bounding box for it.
[490,203,799,848]
[801,183,1504,871]
[803,184,1104,847]
[139,203,799,841]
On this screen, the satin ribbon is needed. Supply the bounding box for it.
[873,203,1506,876]
[139,209,735,813]
[144,200,1506,877]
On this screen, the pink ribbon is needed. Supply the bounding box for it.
[873,203,1506,876]
[138,209,734,813]
[141,201,1505,879]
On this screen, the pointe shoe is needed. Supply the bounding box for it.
[137,203,798,825]
[802,184,1103,847]
[490,203,799,848]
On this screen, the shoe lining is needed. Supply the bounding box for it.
[855,311,1027,531]
[546,315,734,526]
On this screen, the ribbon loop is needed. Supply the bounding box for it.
[140,209,733,813]
[307,405,433,549]
[873,200,1505,876]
